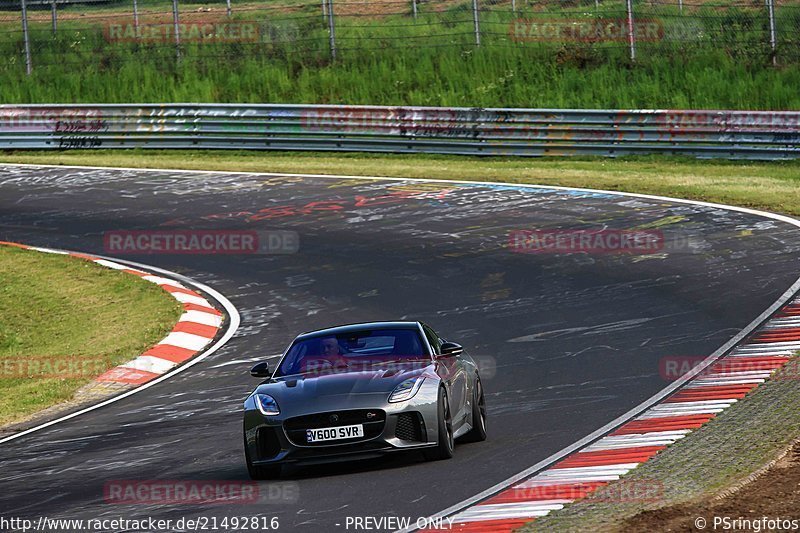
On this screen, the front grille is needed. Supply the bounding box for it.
[257,427,281,459]
[284,409,386,447]
[291,441,389,459]
[394,412,425,442]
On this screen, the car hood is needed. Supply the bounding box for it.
[255,364,433,401]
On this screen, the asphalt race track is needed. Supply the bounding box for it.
[1,165,799,532]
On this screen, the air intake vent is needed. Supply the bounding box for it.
[395,412,425,442]
[257,427,281,459]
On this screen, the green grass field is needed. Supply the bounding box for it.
[7,50,799,109]
[2,0,799,108]
[0,245,181,426]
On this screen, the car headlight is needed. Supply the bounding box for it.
[255,393,280,416]
[389,377,425,403]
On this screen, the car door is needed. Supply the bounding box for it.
[423,323,468,424]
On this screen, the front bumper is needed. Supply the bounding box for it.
[243,388,440,466]
[245,408,436,466]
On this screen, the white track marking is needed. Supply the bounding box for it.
[157,331,214,351]
[168,291,210,306]
[179,310,223,327]
[649,401,734,410]
[92,259,131,270]
[122,355,178,374]
[142,275,186,288]
[453,502,568,520]
[209,355,282,369]
[635,409,725,419]
[29,246,69,254]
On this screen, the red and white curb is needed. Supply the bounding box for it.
[0,241,223,388]
[93,263,224,386]
[418,295,800,532]
[0,241,239,445]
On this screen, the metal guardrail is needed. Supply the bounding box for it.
[0,104,798,159]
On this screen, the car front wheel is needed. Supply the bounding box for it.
[424,387,455,461]
[459,378,487,443]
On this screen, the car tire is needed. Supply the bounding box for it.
[424,387,455,461]
[244,433,282,480]
[459,378,487,443]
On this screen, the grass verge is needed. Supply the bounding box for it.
[0,245,181,426]
[1,150,799,216]
[622,435,800,530]
[525,358,800,532]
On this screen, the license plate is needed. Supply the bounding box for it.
[306,424,364,443]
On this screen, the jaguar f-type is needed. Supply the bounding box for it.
[242,321,486,478]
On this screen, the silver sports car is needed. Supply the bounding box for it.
[243,321,486,478]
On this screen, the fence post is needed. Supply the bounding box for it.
[20,0,32,75]
[472,0,480,46]
[226,0,232,17]
[512,0,516,13]
[172,0,181,62]
[327,0,336,60]
[51,0,57,34]
[625,0,636,61]
[322,0,327,23]
[412,0,417,19]
[767,0,777,65]
[133,0,139,35]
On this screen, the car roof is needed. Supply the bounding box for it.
[295,321,422,340]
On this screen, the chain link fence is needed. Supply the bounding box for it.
[1,0,798,74]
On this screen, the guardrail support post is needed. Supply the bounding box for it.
[20,0,32,75]
[412,0,417,19]
[625,0,636,61]
[133,0,139,35]
[172,0,181,63]
[327,0,336,60]
[767,0,777,65]
[51,0,57,34]
[226,0,232,17]
[472,0,480,46]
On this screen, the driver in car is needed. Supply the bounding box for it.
[301,336,350,374]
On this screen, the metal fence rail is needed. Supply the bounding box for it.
[1,104,798,159]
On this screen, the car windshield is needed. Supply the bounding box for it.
[275,328,429,377]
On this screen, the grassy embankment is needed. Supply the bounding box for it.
[0,245,181,426]
[1,0,798,108]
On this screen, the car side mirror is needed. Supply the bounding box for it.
[250,361,271,378]
[439,342,463,358]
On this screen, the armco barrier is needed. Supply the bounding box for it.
[0,104,798,159]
